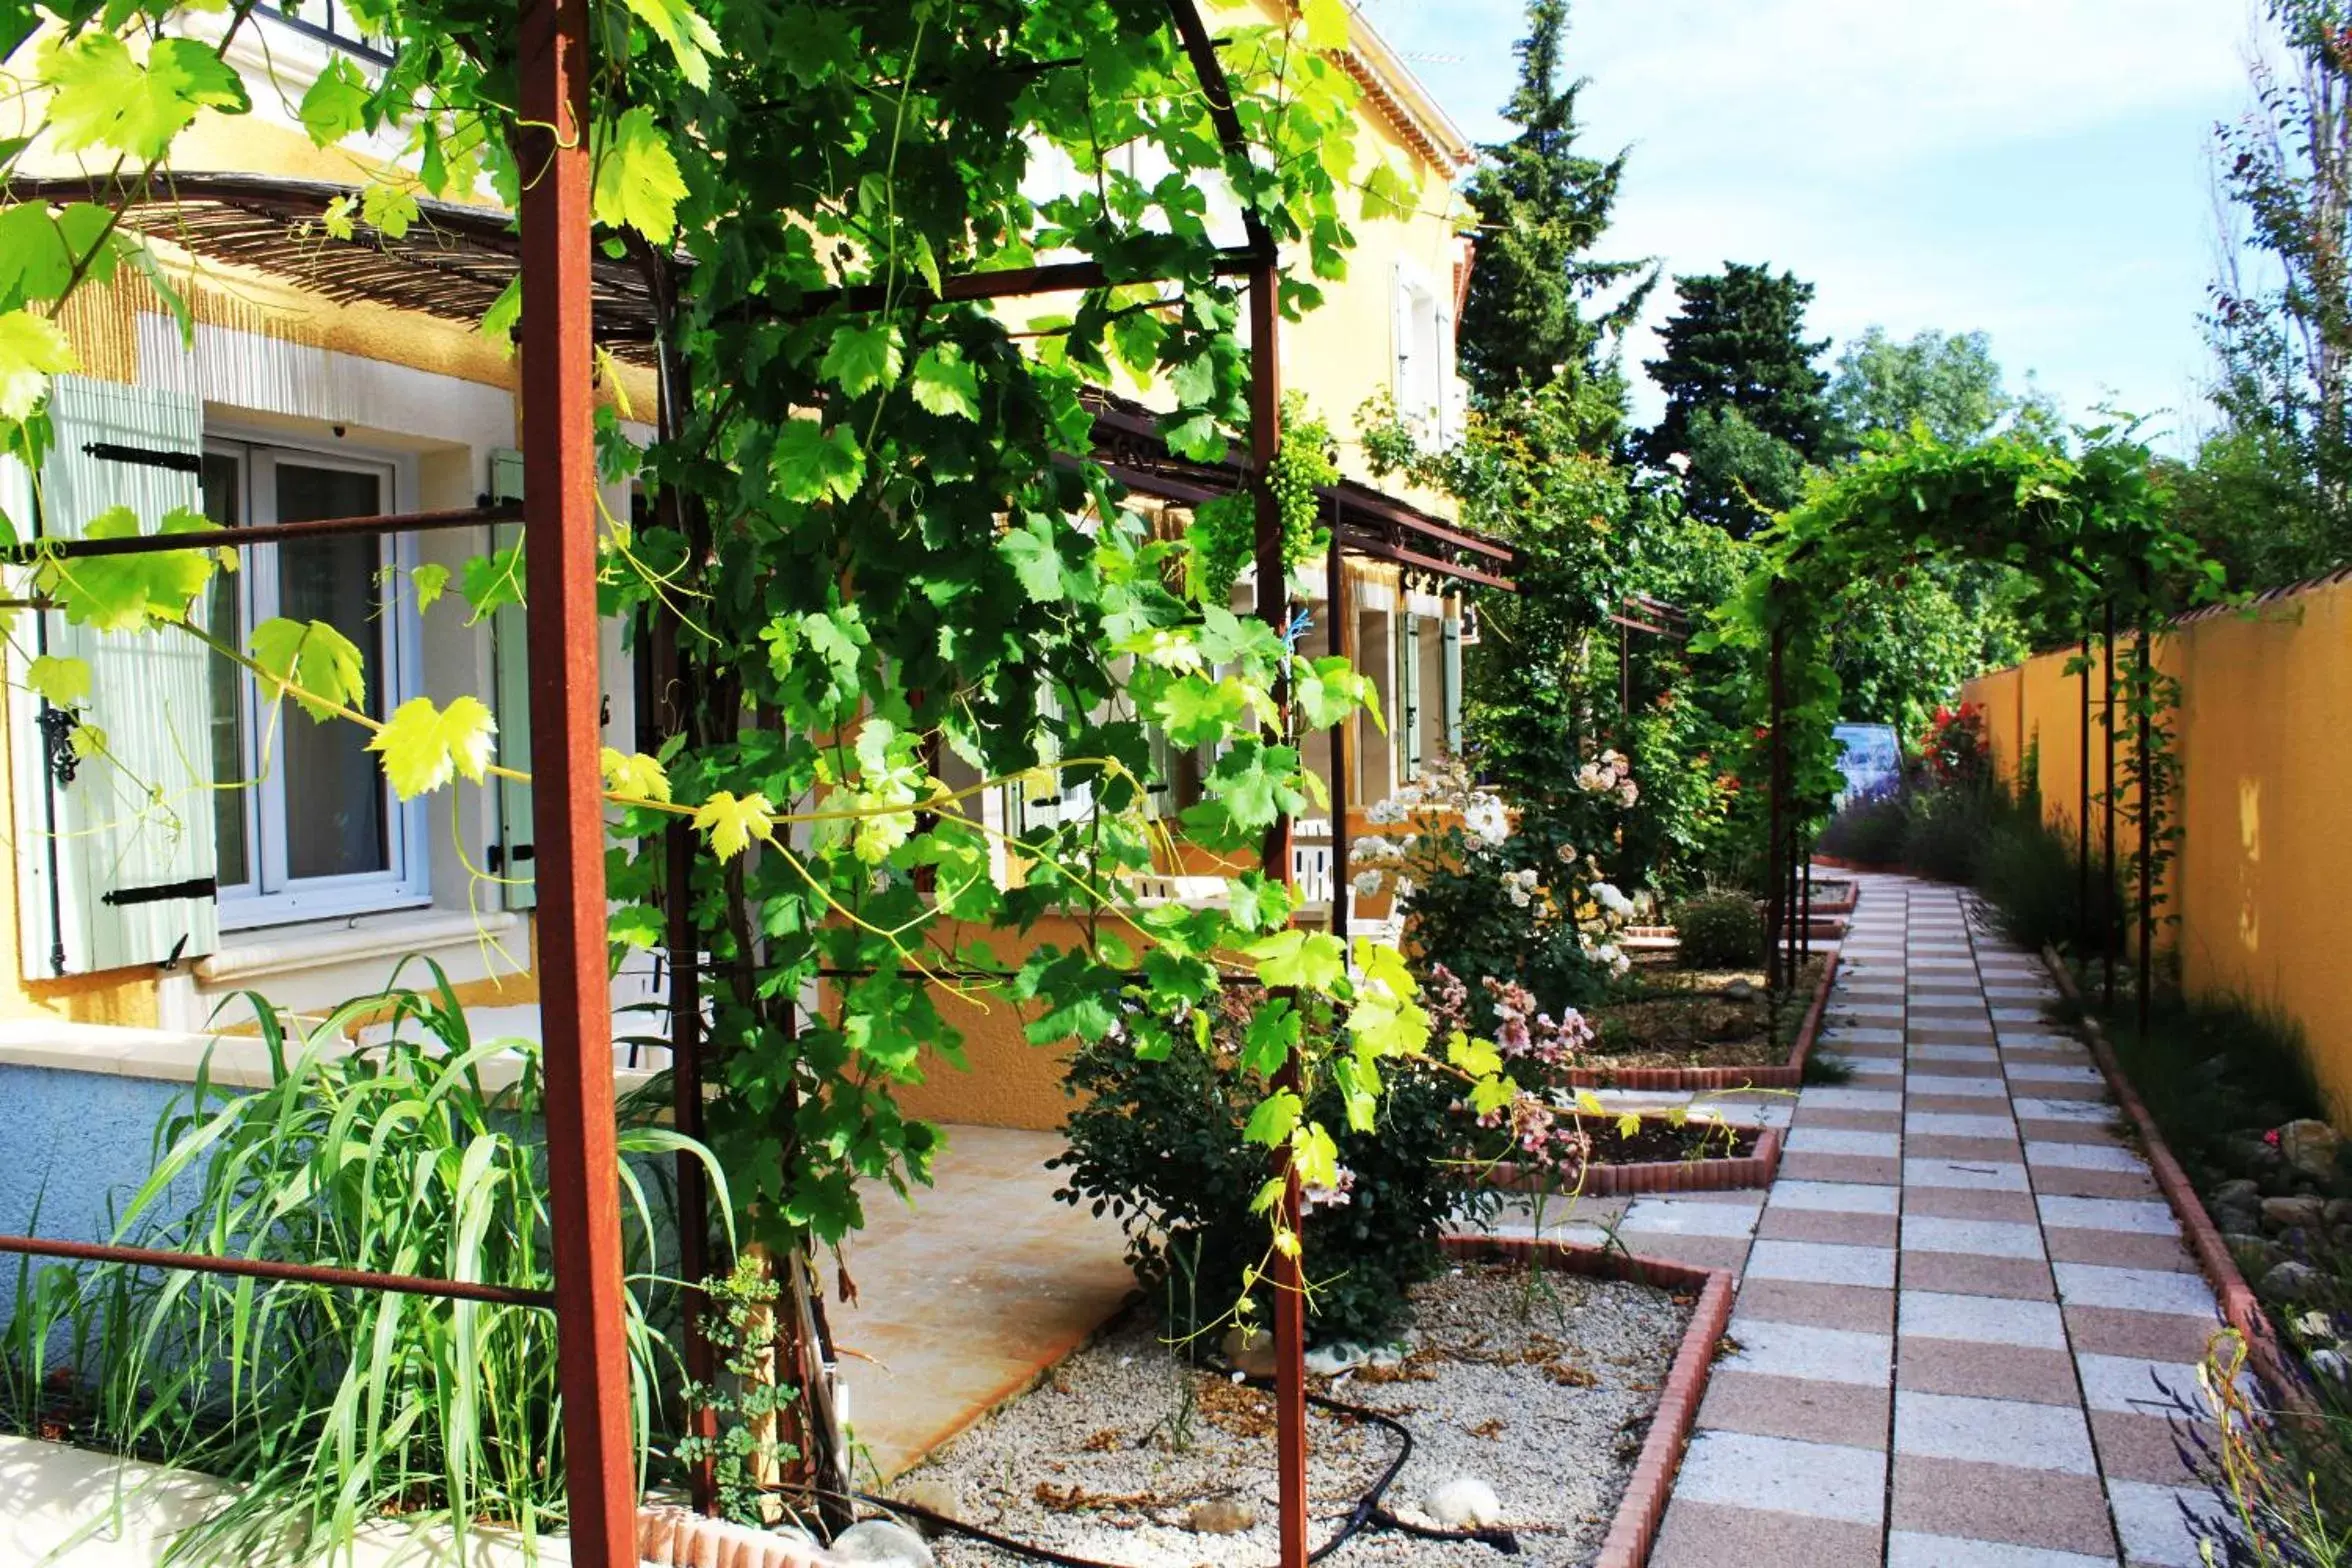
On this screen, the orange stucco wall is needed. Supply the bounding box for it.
[1964,582,2352,1123]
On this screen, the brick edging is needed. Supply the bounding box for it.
[1487,1124,1783,1196]
[1438,1234,1734,1568]
[1566,948,1841,1093]
[2039,948,2310,1414]
[638,1505,836,1566]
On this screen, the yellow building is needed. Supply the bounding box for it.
[0,4,1502,1128]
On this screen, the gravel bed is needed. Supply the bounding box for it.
[889,1261,1691,1567]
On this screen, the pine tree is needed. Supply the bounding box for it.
[1641,263,1832,533]
[1457,0,1654,406]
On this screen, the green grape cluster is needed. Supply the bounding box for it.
[1185,392,1338,602]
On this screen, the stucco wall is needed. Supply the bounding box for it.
[1963,580,2352,1122]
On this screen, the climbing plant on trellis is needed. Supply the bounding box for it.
[1706,428,2220,1012]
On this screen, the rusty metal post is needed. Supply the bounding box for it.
[1327,522,1351,944]
[2078,629,2091,951]
[1765,616,1786,993]
[518,0,638,1555]
[2102,600,2118,1015]
[1800,828,1812,963]
[1248,260,1308,1568]
[2135,579,2154,1040]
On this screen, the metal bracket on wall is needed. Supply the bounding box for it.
[37,705,79,789]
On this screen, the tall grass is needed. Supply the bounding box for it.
[1,966,724,1563]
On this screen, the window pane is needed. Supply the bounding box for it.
[274,462,389,881]
[201,453,248,889]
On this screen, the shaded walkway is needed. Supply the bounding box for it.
[1624,872,2235,1568]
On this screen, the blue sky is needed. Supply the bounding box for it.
[1356,0,2260,450]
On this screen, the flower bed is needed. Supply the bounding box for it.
[1488,1118,1781,1197]
[1563,952,1840,1092]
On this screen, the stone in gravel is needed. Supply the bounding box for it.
[2280,1120,2342,1180]
[887,1477,963,1537]
[2263,1195,2327,1234]
[2217,1179,2263,1206]
[1186,1497,1258,1534]
[2327,1199,2352,1228]
[2264,1260,2324,1300]
[1723,978,1756,1002]
[1426,1476,1503,1529]
[833,1519,937,1567]
[1221,1324,1277,1378]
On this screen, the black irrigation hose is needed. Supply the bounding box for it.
[856,1378,1521,1565]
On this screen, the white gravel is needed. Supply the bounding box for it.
[884,1262,1690,1568]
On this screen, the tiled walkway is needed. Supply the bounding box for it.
[1628,872,2235,1568]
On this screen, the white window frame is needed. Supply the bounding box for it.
[1393,261,1447,442]
[207,430,430,928]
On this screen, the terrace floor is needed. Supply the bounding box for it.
[828,1124,1136,1480]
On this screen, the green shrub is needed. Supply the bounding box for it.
[1975,801,2123,957]
[1051,989,1489,1346]
[1899,784,1992,883]
[1393,814,1618,1031]
[1672,890,1763,969]
[1,972,720,1563]
[1819,790,1911,866]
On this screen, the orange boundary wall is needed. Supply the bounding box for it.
[1961,574,2352,1126]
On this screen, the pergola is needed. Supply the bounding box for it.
[0,5,1512,1563]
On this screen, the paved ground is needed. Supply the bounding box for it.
[829,1124,1134,1480]
[1594,871,2235,1568]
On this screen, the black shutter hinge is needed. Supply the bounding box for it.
[85,442,204,475]
[102,876,218,908]
[487,842,536,873]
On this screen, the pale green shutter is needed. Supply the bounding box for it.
[8,376,220,976]
[487,448,536,910]
[1441,612,1462,756]
[1399,614,1423,782]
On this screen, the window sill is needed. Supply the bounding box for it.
[0,1015,658,1094]
[196,909,521,986]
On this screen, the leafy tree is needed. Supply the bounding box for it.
[1456,0,1653,405]
[1641,263,1832,533]
[1828,326,2053,450]
[2204,0,2352,579]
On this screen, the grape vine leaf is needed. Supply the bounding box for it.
[42,34,248,162]
[910,345,981,421]
[359,181,419,239]
[619,0,721,88]
[298,55,370,144]
[40,508,217,630]
[1241,1089,1302,1148]
[593,108,687,244]
[249,616,367,721]
[599,745,672,802]
[0,308,75,421]
[692,790,776,861]
[409,562,451,612]
[821,321,902,399]
[23,654,89,708]
[773,418,864,503]
[367,694,497,797]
